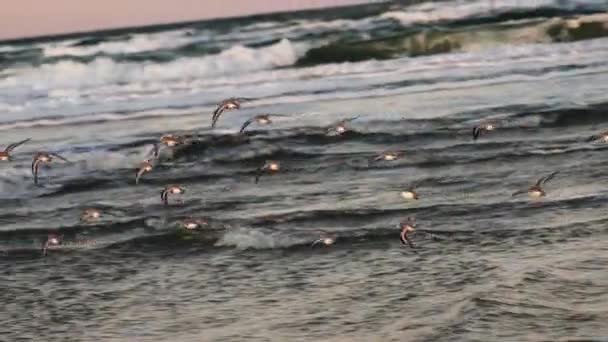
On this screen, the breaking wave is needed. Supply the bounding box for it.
[0,39,301,89]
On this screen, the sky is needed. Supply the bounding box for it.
[0,0,369,40]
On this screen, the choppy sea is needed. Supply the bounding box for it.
[2,0,608,341]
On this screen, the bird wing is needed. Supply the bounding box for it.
[586,135,600,142]
[32,159,41,185]
[211,103,228,128]
[135,167,147,185]
[5,138,31,153]
[311,239,322,247]
[537,171,559,186]
[239,118,256,133]
[511,189,527,197]
[147,144,160,158]
[372,153,386,161]
[50,153,69,162]
[233,97,253,102]
[340,115,360,124]
[400,231,416,249]
[41,241,49,256]
[472,126,481,140]
[254,167,264,184]
[211,102,226,122]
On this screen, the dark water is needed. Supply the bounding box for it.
[1,0,608,341]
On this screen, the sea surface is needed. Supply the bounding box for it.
[2,0,608,341]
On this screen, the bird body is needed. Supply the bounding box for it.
[374,151,400,162]
[136,160,154,184]
[312,232,337,247]
[80,208,102,222]
[472,123,496,140]
[211,97,252,129]
[0,138,31,161]
[42,234,62,256]
[255,160,280,183]
[512,171,559,198]
[239,114,287,133]
[327,116,359,135]
[399,217,417,249]
[161,184,185,205]
[31,151,69,185]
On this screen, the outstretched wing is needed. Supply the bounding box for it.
[5,138,31,153]
[472,126,481,140]
[511,189,527,197]
[50,153,69,162]
[372,153,385,162]
[335,115,359,124]
[239,117,256,133]
[254,167,263,184]
[32,159,41,185]
[537,171,559,186]
[135,167,147,185]
[41,241,49,256]
[400,231,416,249]
[211,103,228,128]
[147,144,160,158]
[232,97,253,102]
[340,115,360,124]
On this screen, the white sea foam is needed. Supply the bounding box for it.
[41,30,198,57]
[380,0,597,26]
[215,228,308,249]
[2,39,300,90]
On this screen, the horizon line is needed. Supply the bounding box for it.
[0,1,382,44]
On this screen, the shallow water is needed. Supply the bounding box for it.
[1,0,608,341]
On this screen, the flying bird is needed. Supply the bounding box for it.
[327,116,359,135]
[42,233,62,256]
[399,217,417,249]
[211,97,252,129]
[400,182,421,201]
[0,138,31,161]
[239,114,287,133]
[179,217,210,230]
[311,232,337,247]
[374,151,401,162]
[31,152,69,185]
[512,171,559,198]
[472,122,496,140]
[135,159,154,184]
[586,130,608,143]
[161,184,186,205]
[255,160,280,184]
[80,208,102,223]
[149,134,186,158]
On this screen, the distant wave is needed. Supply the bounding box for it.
[297,13,608,65]
[42,30,196,58]
[0,39,301,89]
[2,0,603,69]
[380,0,604,26]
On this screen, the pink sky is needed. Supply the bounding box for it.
[0,0,368,40]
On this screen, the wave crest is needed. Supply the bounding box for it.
[2,39,300,89]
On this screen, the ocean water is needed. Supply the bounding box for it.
[2,0,608,341]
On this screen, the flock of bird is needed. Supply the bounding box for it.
[3,96,607,256]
